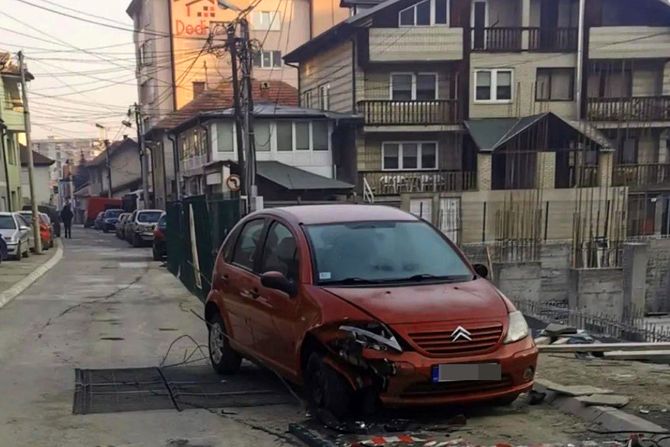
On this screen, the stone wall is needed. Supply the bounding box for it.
[568,268,625,319]
[540,243,571,303]
[493,262,542,303]
[646,238,670,313]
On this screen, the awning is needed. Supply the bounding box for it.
[257,161,353,191]
[464,112,614,152]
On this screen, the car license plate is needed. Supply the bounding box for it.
[432,363,501,383]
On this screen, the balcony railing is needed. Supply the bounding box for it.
[471,27,578,52]
[360,170,477,196]
[568,166,599,188]
[587,96,670,121]
[613,164,670,187]
[528,27,578,52]
[472,27,522,51]
[357,100,460,126]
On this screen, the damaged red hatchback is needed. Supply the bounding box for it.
[205,205,538,416]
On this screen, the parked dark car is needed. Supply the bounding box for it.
[93,211,105,230]
[102,208,124,233]
[152,213,167,261]
[116,213,131,239]
[0,236,7,263]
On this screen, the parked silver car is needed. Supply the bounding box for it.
[126,209,163,247]
[0,212,33,260]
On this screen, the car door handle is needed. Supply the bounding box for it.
[240,289,259,299]
[220,274,229,281]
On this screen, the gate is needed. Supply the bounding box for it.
[439,197,461,243]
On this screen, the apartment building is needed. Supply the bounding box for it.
[32,137,103,189]
[286,0,670,242]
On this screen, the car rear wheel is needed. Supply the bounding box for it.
[208,314,241,374]
[13,243,22,261]
[305,353,353,419]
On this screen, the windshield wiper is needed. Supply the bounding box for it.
[391,274,467,283]
[320,277,384,285]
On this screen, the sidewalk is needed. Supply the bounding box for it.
[0,239,63,309]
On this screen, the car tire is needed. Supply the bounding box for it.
[13,243,22,261]
[208,314,241,374]
[305,352,353,419]
[23,245,29,258]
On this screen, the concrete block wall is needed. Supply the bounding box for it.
[569,268,625,320]
[492,262,542,303]
[645,238,670,313]
[540,242,571,303]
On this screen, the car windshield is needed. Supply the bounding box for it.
[138,211,162,223]
[0,216,16,230]
[305,221,472,285]
[105,209,123,218]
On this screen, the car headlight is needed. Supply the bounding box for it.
[504,311,529,344]
[339,322,402,353]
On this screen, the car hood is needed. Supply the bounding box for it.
[0,229,19,240]
[323,279,508,324]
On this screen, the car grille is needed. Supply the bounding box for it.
[408,323,503,357]
[402,375,512,397]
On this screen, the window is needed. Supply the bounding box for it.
[254,121,271,151]
[618,137,638,164]
[260,222,298,281]
[382,142,438,170]
[192,81,205,99]
[217,122,234,152]
[391,73,437,100]
[295,122,310,150]
[252,10,281,31]
[276,122,293,151]
[474,69,513,102]
[253,50,281,68]
[319,84,330,110]
[139,40,153,66]
[232,219,265,271]
[399,0,449,26]
[312,121,329,151]
[536,68,574,101]
[302,90,313,108]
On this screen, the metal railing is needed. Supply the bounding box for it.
[528,27,578,52]
[357,100,460,126]
[516,299,670,343]
[359,170,476,196]
[613,163,670,187]
[587,96,670,121]
[568,165,599,187]
[471,27,578,52]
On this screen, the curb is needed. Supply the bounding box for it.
[534,380,669,440]
[0,239,64,309]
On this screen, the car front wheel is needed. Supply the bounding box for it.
[13,243,22,261]
[305,353,353,419]
[208,314,241,374]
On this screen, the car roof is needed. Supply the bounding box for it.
[263,205,419,225]
[0,212,15,217]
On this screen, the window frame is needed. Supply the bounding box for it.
[253,50,282,69]
[381,141,439,171]
[230,218,268,273]
[389,72,439,101]
[535,67,575,102]
[319,84,330,110]
[473,69,513,103]
[259,220,300,282]
[398,0,450,27]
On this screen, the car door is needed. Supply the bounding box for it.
[126,211,137,239]
[16,215,32,248]
[252,220,301,374]
[220,218,267,352]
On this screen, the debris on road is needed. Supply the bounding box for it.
[574,394,630,408]
[538,342,670,353]
[536,379,613,396]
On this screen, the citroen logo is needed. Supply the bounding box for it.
[451,326,472,342]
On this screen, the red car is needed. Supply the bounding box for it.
[19,211,53,250]
[205,205,537,417]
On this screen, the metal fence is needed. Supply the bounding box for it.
[166,196,241,301]
[516,299,670,343]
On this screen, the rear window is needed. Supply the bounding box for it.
[0,216,16,230]
[138,211,162,223]
[105,209,123,218]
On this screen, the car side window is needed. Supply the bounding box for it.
[260,222,299,282]
[231,219,265,271]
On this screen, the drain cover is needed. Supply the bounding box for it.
[73,365,295,415]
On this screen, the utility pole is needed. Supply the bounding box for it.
[96,124,112,198]
[0,120,11,211]
[133,104,151,209]
[238,19,258,211]
[18,51,42,254]
[225,22,246,199]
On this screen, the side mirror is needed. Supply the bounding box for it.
[261,271,297,297]
[19,225,29,231]
[473,263,489,279]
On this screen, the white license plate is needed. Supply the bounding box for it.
[432,363,501,383]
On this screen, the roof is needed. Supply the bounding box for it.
[153,80,298,132]
[270,204,417,225]
[464,113,614,152]
[285,0,418,63]
[257,161,354,191]
[87,137,138,167]
[0,52,35,80]
[20,146,54,166]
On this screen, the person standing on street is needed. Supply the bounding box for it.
[60,202,73,239]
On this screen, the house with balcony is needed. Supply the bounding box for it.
[155,80,361,202]
[0,52,33,211]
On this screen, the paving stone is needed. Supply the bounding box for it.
[537,379,613,396]
[575,394,630,408]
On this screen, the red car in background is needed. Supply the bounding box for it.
[19,211,53,250]
[152,213,167,261]
[204,205,537,417]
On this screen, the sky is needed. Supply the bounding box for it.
[0,0,139,140]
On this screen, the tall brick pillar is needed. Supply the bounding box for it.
[536,152,556,189]
[477,153,492,191]
[598,150,614,187]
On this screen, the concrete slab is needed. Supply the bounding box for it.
[575,394,630,408]
[536,379,613,396]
